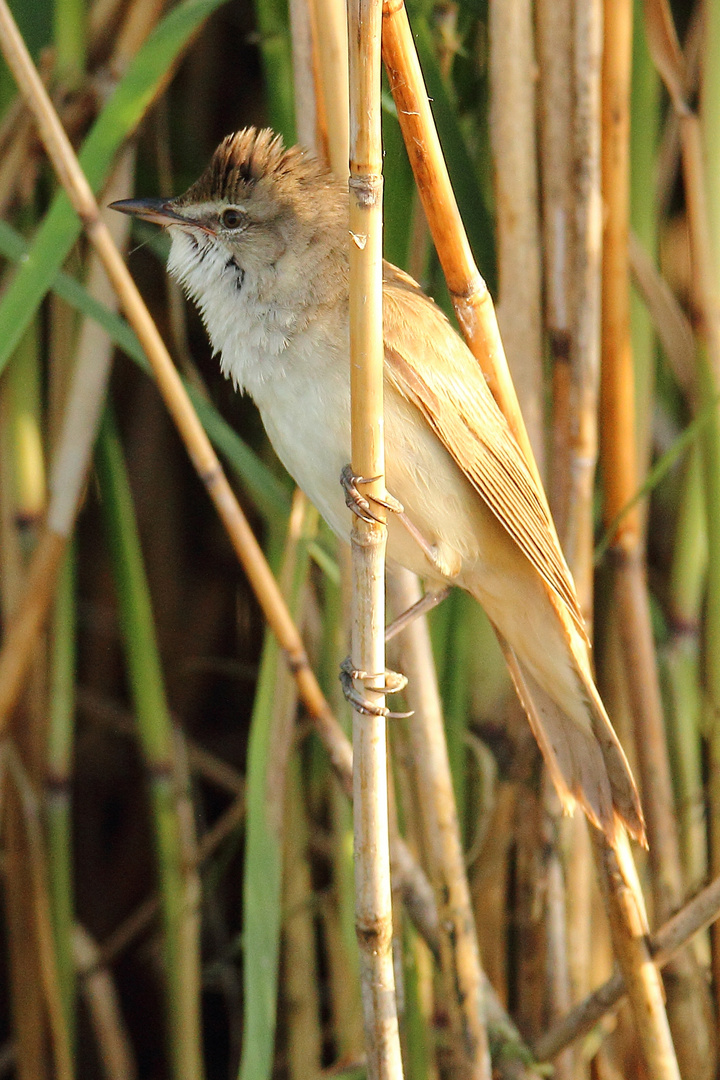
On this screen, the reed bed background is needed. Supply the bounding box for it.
[0,0,717,1077]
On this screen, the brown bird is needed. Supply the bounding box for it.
[112,127,645,848]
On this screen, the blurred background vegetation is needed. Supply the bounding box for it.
[0,0,716,1077]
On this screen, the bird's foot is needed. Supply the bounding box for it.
[340,465,404,524]
[339,656,413,718]
[341,465,456,577]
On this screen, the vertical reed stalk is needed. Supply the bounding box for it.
[389,568,491,1080]
[381,0,542,494]
[491,0,568,1059]
[313,0,348,175]
[537,0,573,529]
[283,759,323,1080]
[288,0,322,151]
[639,0,720,1066]
[568,0,603,620]
[348,0,402,1072]
[593,833,678,1080]
[73,926,138,1080]
[538,8,594,1061]
[600,1,691,1074]
[2,745,73,1080]
[489,0,544,467]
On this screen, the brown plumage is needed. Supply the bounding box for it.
[111,127,646,848]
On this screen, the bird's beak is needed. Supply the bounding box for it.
[109,197,190,227]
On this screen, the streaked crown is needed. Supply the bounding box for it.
[174,127,335,209]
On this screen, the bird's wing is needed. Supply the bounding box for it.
[382,262,585,636]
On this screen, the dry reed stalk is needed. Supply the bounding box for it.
[468,785,515,1001]
[283,763,323,1080]
[552,48,603,1031]
[288,0,324,154]
[599,3,689,1074]
[678,122,720,379]
[3,762,52,1080]
[313,0,348,177]
[612,553,712,1073]
[567,0,603,623]
[592,833,678,1080]
[491,1,570,1058]
[630,0,717,1067]
[655,27,720,1052]
[537,0,573,527]
[347,0,403,1073]
[535,868,720,1062]
[489,0,544,467]
[601,0,641,554]
[388,568,491,1080]
[380,0,543,497]
[0,528,66,728]
[2,744,73,1080]
[168,727,204,1080]
[73,926,138,1080]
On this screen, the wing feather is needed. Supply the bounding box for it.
[382,263,586,636]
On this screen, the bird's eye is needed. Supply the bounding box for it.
[221,208,244,230]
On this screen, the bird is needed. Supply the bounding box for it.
[111,126,645,848]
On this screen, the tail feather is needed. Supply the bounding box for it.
[496,635,646,849]
[577,662,647,847]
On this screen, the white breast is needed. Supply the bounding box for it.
[168,227,354,535]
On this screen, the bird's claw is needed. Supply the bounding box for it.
[339,656,413,718]
[340,465,404,523]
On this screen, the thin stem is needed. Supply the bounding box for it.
[380,0,543,496]
[535,869,720,1062]
[389,568,491,1079]
[348,0,402,1073]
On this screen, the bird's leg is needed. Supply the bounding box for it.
[385,586,450,642]
[339,657,413,719]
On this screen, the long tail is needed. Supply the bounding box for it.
[496,634,646,849]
